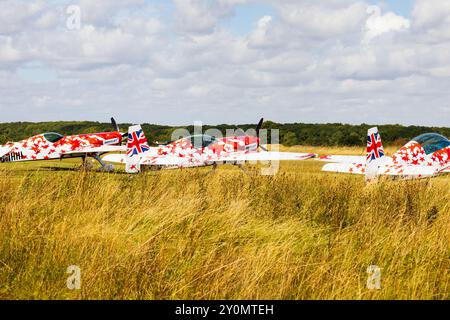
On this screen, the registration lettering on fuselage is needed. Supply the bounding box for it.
[1,152,24,163]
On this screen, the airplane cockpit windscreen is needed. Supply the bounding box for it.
[43,132,64,143]
[188,135,217,148]
[413,133,450,154]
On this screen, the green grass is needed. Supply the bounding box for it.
[0,147,449,299]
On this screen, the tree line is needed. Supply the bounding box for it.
[0,120,449,147]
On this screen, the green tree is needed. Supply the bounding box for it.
[0,134,8,144]
[344,132,363,146]
[282,131,298,146]
[330,131,345,146]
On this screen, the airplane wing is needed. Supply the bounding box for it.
[142,156,202,167]
[378,164,438,178]
[103,151,316,168]
[317,155,366,163]
[323,162,438,178]
[215,151,317,162]
[103,154,204,168]
[439,165,450,173]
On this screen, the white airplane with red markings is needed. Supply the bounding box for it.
[0,118,126,170]
[319,127,450,180]
[103,119,317,173]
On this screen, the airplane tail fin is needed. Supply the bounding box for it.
[126,125,149,173]
[0,145,9,158]
[365,127,385,182]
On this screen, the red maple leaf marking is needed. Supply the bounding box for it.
[86,136,101,146]
[32,145,41,154]
[157,148,168,156]
[69,139,82,151]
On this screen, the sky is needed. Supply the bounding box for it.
[1,0,450,126]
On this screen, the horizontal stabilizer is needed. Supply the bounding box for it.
[317,155,366,163]
[102,153,127,164]
[322,163,365,175]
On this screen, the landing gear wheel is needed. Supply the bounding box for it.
[79,160,95,171]
[97,164,115,172]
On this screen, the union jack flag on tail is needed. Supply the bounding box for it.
[366,127,385,181]
[367,129,385,162]
[127,126,150,157]
[126,125,149,173]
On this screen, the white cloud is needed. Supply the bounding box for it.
[0,37,23,62]
[275,1,368,39]
[1,0,450,126]
[412,0,450,29]
[173,0,249,34]
[364,6,410,43]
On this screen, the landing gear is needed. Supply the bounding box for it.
[79,156,94,171]
[93,154,115,172]
[78,154,115,172]
[235,161,260,176]
[205,162,217,175]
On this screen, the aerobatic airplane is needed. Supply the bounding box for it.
[0,118,126,170]
[320,127,450,180]
[103,119,317,173]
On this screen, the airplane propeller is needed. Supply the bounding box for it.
[255,118,268,151]
[235,118,267,150]
[111,117,128,143]
[256,117,264,135]
[111,117,120,132]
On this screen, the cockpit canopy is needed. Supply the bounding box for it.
[184,135,217,149]
[413,133,450,155]
[43,132,64,143]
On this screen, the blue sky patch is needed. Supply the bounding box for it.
[222,3,276,36]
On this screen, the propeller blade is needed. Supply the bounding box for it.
[256,118,264,135]
[111,117,120,132]
[256,118,264,149]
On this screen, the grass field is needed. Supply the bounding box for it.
[0,146,449,299]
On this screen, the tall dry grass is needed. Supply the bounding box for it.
[0,153,448,300]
